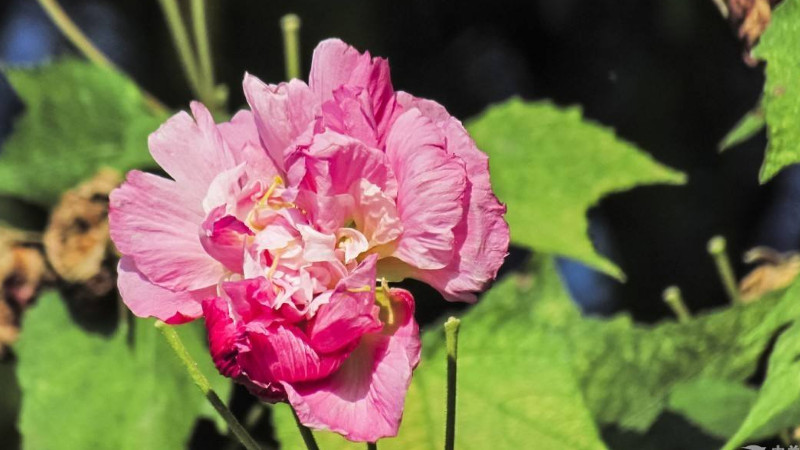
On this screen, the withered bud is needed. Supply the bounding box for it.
[739,246,800,302]
[0,226,49,353]
[43,168,121,283]
[727,0,782,64]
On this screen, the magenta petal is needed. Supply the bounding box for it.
[110,170,224,291]
[243,74,319,171]
[239,322,348,385]
[203,296,247,378]
[306,255,382,354]
[200,206,254,273]
[148,102,239,198]
[385,108,468,270]
[284,287,421,442]
[117,257,213,323]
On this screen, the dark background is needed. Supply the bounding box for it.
[0,0,786,319]
[0,0,792,448]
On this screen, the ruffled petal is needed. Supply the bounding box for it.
[243,75,319,171]
[110,170,224,291]
[148,102,239,198]
[203,296,247,378]
[385,108,467,270]
[306,255,381,354]
[396,93,510,301]
[218,110,281,181]
[240,322,348,384]
[283,287,420,442]
[117,257,213,323]
[200,205,254,273]
[309,39,400,142]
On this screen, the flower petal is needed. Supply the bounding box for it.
[306,255,381,354]
[243,75,319,171]
[240,322,348,384]
[200,205,254,273]
[283,287,420,442]
[148,102,239,198]
[203,295,247,378]
[309,39,400,142]
[110,170,224,291]
[385,108,467,270]
[396,94,510,301]
[117,257,213,323]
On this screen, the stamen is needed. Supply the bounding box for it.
[347,285,372,293]
[267,249,283,279]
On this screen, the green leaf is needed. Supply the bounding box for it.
[569,284,799,431]
[723,322,800,449]
[273,255,800,448]
[718,105,765,152]
[16,291,232,449]
[667,379,756,438]
[751,0,800,181]
[0,60,167,207]
[466,98,685,278]
[274,258,609,450]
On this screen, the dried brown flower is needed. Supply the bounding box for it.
[43,168,121,283]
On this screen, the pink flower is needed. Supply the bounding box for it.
[109,38,508,441]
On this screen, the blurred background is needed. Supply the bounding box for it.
[0,0,788,446]
[0,0,781,320]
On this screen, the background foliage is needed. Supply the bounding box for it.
[2,0,800,449]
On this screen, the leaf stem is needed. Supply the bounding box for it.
[156,0,206,103]
[280,14,302,80]
[662,286,691,322]
[707,235,742,305]
[190,0,215,95]
[291,407,320,450]
[444,317,461,450]
[155,322,262,450]
[34,0,167,114]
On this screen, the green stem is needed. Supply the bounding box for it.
[662,286,691,323]
[155,322,262,450]
[291,407,320,450]
[280,14,302,80]
[707,235,743,305]
[367,443,378,450]
[34,0,167,114]
[156,0,206,102]
[190,0,215,93]
[444,317,461,450]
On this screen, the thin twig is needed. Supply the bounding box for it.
[34,0,168,114]
[156,322,262,450]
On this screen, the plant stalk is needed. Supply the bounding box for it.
[707,235,742,305]
[291,407,320,450]
[190,0,215,94]
[155,322,261,450]
[156,0,206,102]
[444,317,461,450]
[280,14,302,80]
[34,0,167,113]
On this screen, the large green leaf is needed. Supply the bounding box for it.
[466,98,685,278]
[0,60,166,207]
[751,0,800,181]
[273,259,609,450]
[16,291,232,450]
[569,284,799,431]
[666,379,756,439]
[723,322,800,449]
